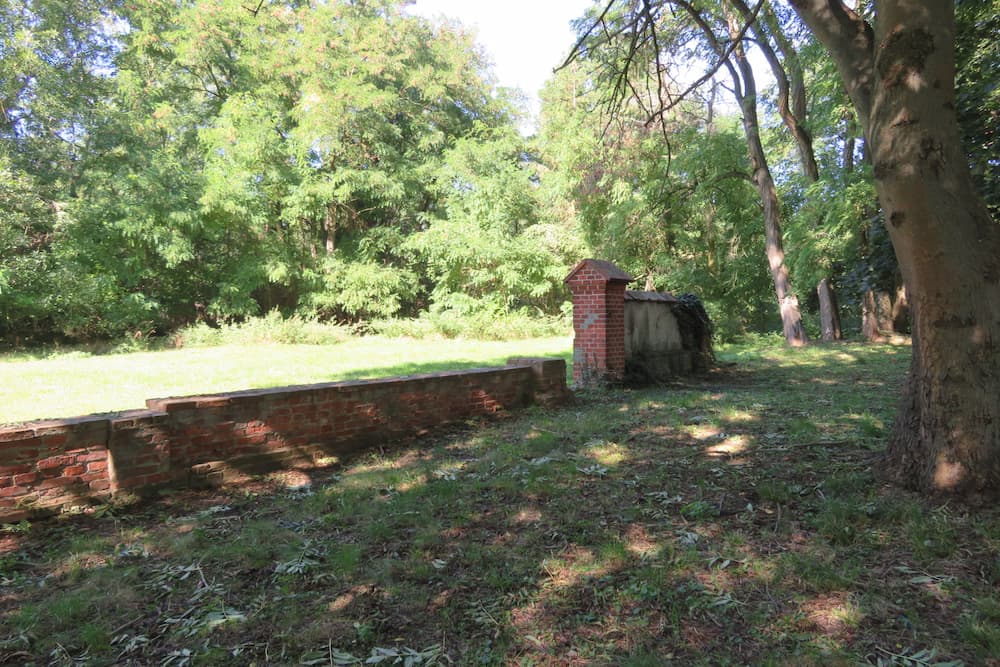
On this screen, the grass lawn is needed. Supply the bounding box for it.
[1,341,998,665]
[0,336,572,425]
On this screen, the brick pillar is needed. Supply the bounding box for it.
[564,259,633,385]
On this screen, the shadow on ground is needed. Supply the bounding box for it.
[2,342,999,666]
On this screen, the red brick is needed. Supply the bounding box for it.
[12,472,38,485]
[38,477,81,489]
[40,433,68,448]
[0,486,28,498]
[0,429,35,443]
[0,508,31,522]
[37,456,71,470]
[63,465,86,476]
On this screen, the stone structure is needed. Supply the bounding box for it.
[564,259,633,384]
[566,259,713,385]
[0,358,569,522]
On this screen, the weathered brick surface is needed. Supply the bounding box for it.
[0,358,569,521]
[0,415,110,519]
[565,259,634,385]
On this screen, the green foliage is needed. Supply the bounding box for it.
[539,64,778,340]
[370,310,570,341]
[400,125,574,319]
[2,0,562,342]
[303,255,418,322]
[786,175,877,289]
[3,0,996,347]
[956,0,1000,216]
[173,311,353,348]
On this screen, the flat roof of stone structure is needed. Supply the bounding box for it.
[625,290,678,302]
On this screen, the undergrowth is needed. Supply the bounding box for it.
[370,308,571,341]
[172,311,355,348]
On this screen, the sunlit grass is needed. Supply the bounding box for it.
[0,335,572,424]
[3,339,996,665]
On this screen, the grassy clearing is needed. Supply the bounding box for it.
[2,341,999,666]
[0,336,572,424]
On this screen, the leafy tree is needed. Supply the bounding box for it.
[538,64,776,339]
[788,0,1000,497]
[563,0,810,345]
[0,0,543,338]
[406,125,572,318]
[955,0,999,216]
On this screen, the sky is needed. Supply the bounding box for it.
[409,0,595,128]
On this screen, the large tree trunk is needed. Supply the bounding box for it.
[791,0,1000,497]
[861,288,894,342]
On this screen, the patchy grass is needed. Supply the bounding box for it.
[0,336,572,424]
[2,341,998,666]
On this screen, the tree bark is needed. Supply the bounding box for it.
[842,117,856,176]
[861,288,894,342]
[891,284,909,333]
[861,289,879,342]
[732,0,819,181]
[324,203,336,255]
[791,0,1000,497]
[817,278,842,341]
[717,7,808,346]
[732,43,808,347]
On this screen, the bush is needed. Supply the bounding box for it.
[370,308,571,341]
[173,311,354,347]
[301,257,417,322]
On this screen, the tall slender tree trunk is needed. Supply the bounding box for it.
[324,203,337,255]
[735,0,841,341]
[675,0,807,346]
[817,278,842,341]
[724,10,808,346]
[792,0,1000,497]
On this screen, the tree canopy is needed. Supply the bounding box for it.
[1,0,996,408]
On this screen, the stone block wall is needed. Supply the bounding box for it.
[566,259,713,386]
[0,357,569,522]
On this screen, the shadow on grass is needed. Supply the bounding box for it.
[4,342,999,666]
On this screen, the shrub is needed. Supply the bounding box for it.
[173,311,353,347]
[370,308,571,341]
[300,257,418,322]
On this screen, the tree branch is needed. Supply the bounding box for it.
[670,0,762,109]
[786,0,875,135]
[730,0,819,180]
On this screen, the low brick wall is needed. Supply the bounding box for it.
[0,357,569,522]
